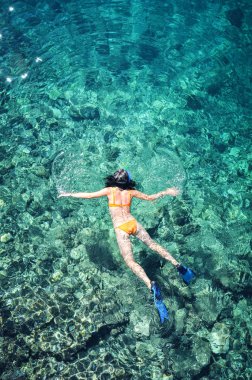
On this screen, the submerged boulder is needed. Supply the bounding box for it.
[209,322,230,354]
[70,106,100,121]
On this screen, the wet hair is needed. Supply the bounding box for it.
[105,169,136,190]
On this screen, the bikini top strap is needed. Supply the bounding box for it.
[111,187,116,204]
[128,190,132,203]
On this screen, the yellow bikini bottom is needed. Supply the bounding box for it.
[117,219,137,235]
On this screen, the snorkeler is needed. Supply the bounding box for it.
[59,169,195,323]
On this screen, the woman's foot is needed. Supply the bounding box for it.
[151,281,169,323]
[177,264,196,285]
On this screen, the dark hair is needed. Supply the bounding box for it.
[105,169,136,190]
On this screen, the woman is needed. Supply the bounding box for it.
[59,169,195,323]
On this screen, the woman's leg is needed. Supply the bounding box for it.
[135,222,179,267]
[115,228,151,289]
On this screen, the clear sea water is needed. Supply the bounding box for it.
[0,1,251,379]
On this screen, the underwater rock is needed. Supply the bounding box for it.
[1,370,27,380]
[174,308,187,334]
[226,8,244,28]
[186,94,203,110]
[17,212,34,230]
[193,279,228,323]
[85,70,99,89]
[51,270,63,282]
[70,106,100,121]
[0,199,6,208]
[31,165,48,178]
[227,351,247,374]
[206,82,223,97]
[193,337,211,368]
[138,43,159,62]
[130,311,150,337]
[0,233,12,243]
[70,244,86,260]
[135,341,159,360]
[47,86,62,101]
[233,299,252,337]
[209,322,230,354]
[171,346,208,378]
[214,259,250,291]
[96,42,110,56]
[180,223,200,236]
[0,269,7,279]
[157,225,174,240]
[11,194,27,213]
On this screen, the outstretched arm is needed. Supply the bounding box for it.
[58,188,109,199]
[131,187,180,201]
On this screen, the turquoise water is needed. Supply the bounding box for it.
[0,0,251,379]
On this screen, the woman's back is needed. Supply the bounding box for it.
[108,187,132,207]
[108,187,134,226]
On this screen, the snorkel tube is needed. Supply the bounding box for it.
[126,170,132,182]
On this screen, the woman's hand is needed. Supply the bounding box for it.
[58,191,71,198]
[165,187,180,196]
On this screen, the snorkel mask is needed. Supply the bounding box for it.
[114,169,132,184]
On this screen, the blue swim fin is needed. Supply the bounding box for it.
[151,282,169,324]
[177,264,196,285]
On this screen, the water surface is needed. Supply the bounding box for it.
[0,1,251,379]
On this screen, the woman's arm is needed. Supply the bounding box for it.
[131,187,180,201]
[58,188,109,199]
